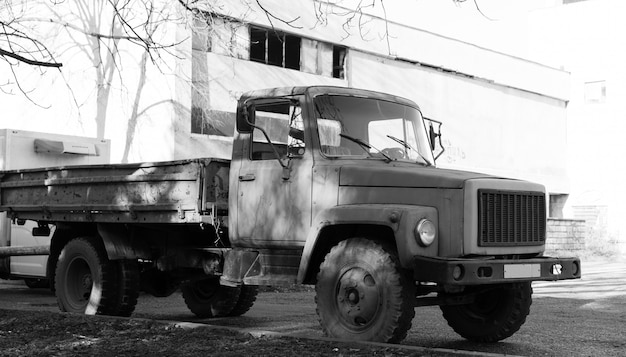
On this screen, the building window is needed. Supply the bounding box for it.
[333,46,347,79]
[249,26,301,70]
[584,80,606,104]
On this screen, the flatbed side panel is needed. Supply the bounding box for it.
[0,158,230,224]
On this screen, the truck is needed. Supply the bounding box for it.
[0,86,580,343]
[0,129,110,288]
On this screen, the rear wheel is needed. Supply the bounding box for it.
[315,238,415,343]
[54,238,119,315]
[228,284,259,317]
[113,260,140,317]
[181,278,241,318]
[440,282,532,342]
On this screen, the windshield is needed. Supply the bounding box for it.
[315,94,434,165]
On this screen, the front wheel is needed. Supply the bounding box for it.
[440,282,532,342]
[315,238,415,343]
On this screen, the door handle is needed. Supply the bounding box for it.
[238,173,256,182]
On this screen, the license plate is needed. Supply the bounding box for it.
[504,264,541,279]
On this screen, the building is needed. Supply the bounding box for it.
[2,0,571,217]
[527,0,626,252]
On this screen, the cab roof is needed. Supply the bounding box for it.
[238,86,419,110]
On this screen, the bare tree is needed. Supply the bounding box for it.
[1,1,183,139]
[2,0,474,161]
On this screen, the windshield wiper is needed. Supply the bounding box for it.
[340,133,393,162]
[386,135,432,166]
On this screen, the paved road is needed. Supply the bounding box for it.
[534,259,626,299]
[1,259,624,356]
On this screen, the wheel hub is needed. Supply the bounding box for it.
[81,274,93,290]
[347,288,360,304]
[66,257,93,306]
[336,267,380,329]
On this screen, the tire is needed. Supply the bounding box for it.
[228,284,259,317]
[112,260,140,317]
[440,282,532,342]
[24,278,49,289]
[54,238,119,315]
[181,278,241,318]
[315,238,415,343]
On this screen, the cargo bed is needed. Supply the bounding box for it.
[0,158,230,224]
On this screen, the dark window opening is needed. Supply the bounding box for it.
[267,32,284,67]
[249,26,301,70]
[333,46,347,79]
[285,35,301,70]
[250,27,266,63]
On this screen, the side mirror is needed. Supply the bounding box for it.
[236,105,254,133]
[429,125,437,151]
[425,117,445,161]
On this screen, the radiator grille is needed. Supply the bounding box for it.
[478,190,546,246]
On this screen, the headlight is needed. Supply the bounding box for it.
[415,219,437,247]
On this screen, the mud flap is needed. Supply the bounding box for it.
[220,249,260,287]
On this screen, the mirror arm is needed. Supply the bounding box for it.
[251,124,288,168]
[248,122,291,180]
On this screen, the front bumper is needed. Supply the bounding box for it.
[413,255,581,285]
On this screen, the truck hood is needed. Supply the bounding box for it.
[339,165,502,189]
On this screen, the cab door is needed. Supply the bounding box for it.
[235,98,313,249]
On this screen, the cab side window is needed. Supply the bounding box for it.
[251,101,304,160]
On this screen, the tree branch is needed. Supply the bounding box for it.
[255,0,302,29]
[0,47,62,67]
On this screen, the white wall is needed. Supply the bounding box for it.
[349,51,569,194]
[528,0,626,244]
[171,48,347,161]
[209,0,568,101]
[0,0,573,205]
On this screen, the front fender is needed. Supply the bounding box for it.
[296,204,438,283]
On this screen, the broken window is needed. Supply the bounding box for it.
[249,26,301,70]
[250,27,267,63]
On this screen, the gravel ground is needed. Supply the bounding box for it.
[0,308,460,357]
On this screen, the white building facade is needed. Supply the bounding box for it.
[527,0,626,252]
[2,0,572,216]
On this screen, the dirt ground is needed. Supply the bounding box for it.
[0,308,453,357]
